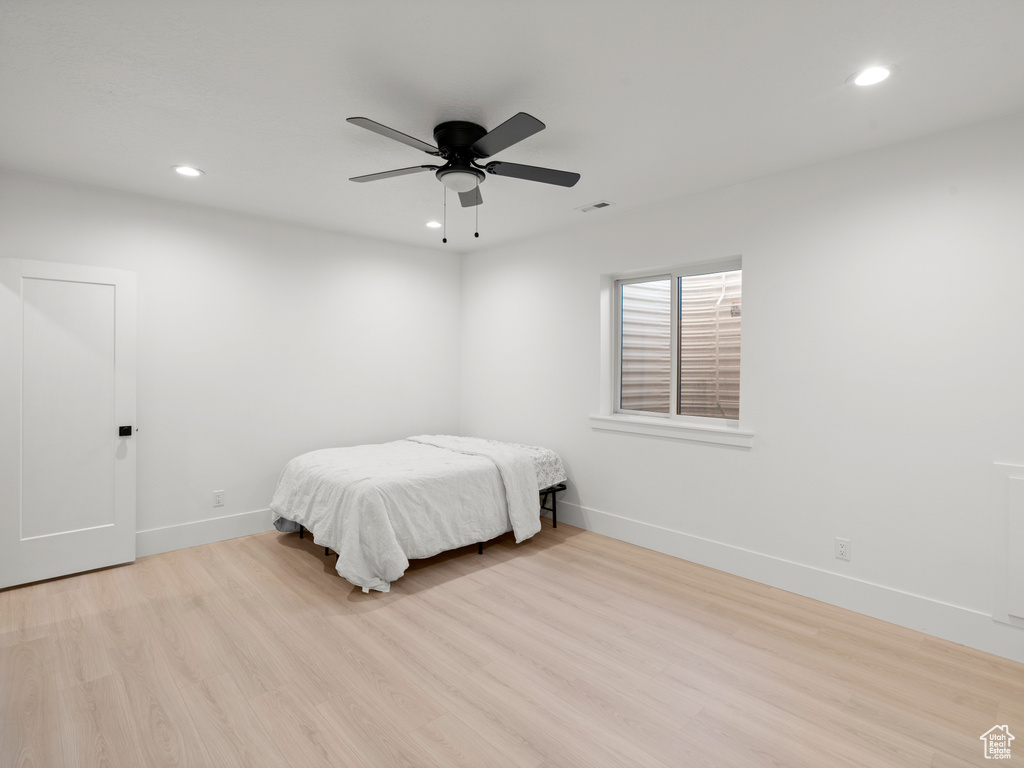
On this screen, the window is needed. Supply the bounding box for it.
[593,257,750,447]
[619,277,672,414]
[619,263,741,420]
[676,268,742,419]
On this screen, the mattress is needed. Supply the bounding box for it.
[270,435,566,592]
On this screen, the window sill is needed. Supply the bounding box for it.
[589,413,754,448]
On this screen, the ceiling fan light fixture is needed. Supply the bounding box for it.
[425,221,442,229]
[436,168,483,193]
[172,165,204,177]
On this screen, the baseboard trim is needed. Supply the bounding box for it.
[136,508,275,558]
[550,501,1024,664]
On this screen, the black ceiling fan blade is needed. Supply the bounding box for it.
[471,112,545,158]
[458,187,483,207]
[349,165,439,183]
[485,161,580,187]
[347,117,440,155]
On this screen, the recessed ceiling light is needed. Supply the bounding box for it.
[172,165,204,177]
[850,66,891,86]
[425,221,442,229]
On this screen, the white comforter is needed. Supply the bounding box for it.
[269,436,541,592]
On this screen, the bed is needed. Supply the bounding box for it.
[270,435,567,592]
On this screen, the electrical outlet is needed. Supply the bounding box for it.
[835,537,851,561]
[213,490,225,508]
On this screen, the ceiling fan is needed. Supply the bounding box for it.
[347,112,580,207]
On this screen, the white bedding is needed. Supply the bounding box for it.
[269,436,565,592]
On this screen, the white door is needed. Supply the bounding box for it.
[0,259,136,589]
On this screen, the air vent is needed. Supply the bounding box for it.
[576,200,613,213]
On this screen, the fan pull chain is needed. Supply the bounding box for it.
[475,184,479,238]
[442,186,447,244]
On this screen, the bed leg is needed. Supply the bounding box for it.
[325,546,329,556]
[552,493,557,528]
[299,525,304,539]
[478,542,483,555]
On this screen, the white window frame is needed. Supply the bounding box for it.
[591,256,754,448]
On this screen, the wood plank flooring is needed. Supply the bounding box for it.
[2,520,1022,767]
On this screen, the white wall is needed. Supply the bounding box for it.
[460,112,1024,662]
[0,171,462,551]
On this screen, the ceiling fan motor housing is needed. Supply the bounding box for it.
[433,121,488,190]
[432,121,488,156]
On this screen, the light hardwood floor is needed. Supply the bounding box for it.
[2,520,1022,767]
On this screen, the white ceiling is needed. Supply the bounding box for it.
[3,1,1024,252]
